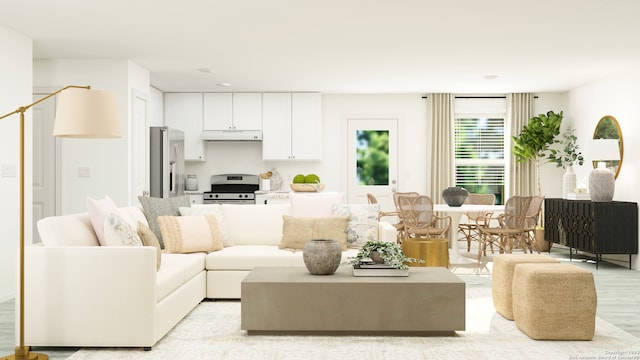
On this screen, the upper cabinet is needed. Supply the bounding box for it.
[262,93,322,160]
[164,92,320,162]
[203,93,262,131]
[164,93,205,161]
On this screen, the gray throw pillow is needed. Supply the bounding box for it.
[138,195,190,248]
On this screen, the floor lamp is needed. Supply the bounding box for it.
[0,86,121,360]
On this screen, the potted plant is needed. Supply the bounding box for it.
[512,110,563,252]
[512,110,563,195]
[345,241,424,270]
[547,126,584,199]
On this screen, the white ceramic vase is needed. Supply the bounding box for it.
[589,162,615,202]
[562,166,576,199]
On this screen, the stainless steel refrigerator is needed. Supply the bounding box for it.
[150,126,185,198]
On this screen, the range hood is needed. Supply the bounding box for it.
[201,130,262,141]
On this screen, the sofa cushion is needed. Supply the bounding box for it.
[86,195,119,246]
[279,215,349,251]
[179,205,233,247]
[157,215,223,254]
[37,212,99,247]
[205,245,299,270]
[289,192,344,217]
[137,221,162,270]
[332,204,380,249]
[156,253,206,302]
[221,204,290,246]
[138,195,190,248]
[103,213,143,246]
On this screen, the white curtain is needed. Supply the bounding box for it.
[429,93,454,203]
[508,93,535,196]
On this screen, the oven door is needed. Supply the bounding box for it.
[203,199,255,205]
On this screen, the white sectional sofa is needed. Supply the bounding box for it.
[22,201,396,349]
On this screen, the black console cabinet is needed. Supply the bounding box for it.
[544,198,638,269]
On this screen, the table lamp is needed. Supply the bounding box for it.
[589,138,619,202]
[0,85,121,360]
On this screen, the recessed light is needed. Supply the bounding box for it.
[483,75,498,80]
[217,82,231,87]
[197,68,214,73]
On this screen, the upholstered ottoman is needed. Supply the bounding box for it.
[512,263,597,340]
[492,254,560,320]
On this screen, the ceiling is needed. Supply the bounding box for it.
[2,0,640,94]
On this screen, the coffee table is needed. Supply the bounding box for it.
[241,266,465,335]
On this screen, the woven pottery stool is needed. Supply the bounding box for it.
[512,263,596,340]
[492,254,560,320]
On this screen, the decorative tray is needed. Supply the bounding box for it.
[290,183,325,192]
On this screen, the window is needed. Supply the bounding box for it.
[454,98,507,204]
[356,130,390,185]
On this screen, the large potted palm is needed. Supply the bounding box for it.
[511,110,563,252]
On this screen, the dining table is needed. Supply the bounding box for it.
[433,204,505,266]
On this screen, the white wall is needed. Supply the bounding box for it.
[33,59,145,213]
[0,26,32,301]
[564,69,640,269]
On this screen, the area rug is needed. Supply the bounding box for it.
[67,287,640,360]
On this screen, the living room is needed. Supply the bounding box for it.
[1,1,639,359]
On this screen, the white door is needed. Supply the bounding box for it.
[131,90,148,204]
[32,91,59,244]
[347,118,398,214]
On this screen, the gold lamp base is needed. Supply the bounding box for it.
[0,347,48,360]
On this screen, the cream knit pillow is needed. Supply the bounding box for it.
[279,215,349,251]
[157,215,223,254]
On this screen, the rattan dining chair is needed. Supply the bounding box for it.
[398,194,451,240]
[522,195,545,253]
[476,195,533,262]
[457,193,496,252]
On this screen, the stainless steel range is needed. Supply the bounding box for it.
[203,174,259,204]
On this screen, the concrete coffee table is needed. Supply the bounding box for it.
[241,266,465,335]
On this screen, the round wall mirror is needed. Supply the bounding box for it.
[592,115,623,179]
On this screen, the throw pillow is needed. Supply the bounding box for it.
[289,192,345,218]
[87,195,120,246]
[179,206,233,247]
[102,213,143,247]
[157,214,223,254]
[279,215,349,251]
[137,221,162,270]
[332,204,380,248]
[138,195,190,248]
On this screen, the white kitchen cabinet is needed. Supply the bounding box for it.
[262,93,292,160]
[203,93,261,131]
[164,93,206,161]
[262,93,321,160]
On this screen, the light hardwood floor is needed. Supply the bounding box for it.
[0,245,638,360]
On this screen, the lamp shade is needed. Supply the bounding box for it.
[591,138,620,162]
[53,88,121,138]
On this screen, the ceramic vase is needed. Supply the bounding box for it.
[185,175,198,191]
[562,166,576,199]
[303,239,342,275]
[589,162,615,202]
[442,186,469,207]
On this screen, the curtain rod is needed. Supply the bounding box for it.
[421,95,539,99]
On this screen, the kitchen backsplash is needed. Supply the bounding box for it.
[184,141,325,192]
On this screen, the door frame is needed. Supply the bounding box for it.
[32,87,63,243]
